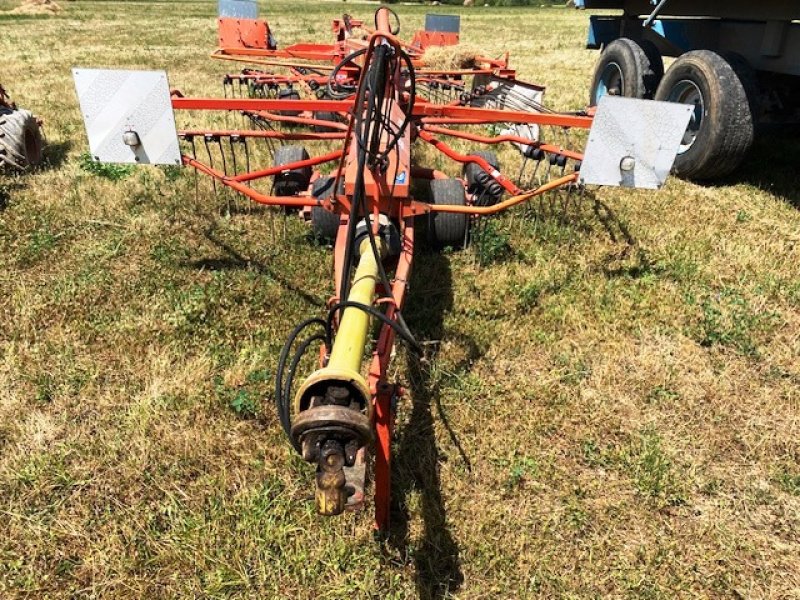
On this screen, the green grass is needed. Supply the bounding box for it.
[1,0,799,598]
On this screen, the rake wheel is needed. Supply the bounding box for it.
[273,145,312,196]
[310,177,341,242]
[429,178,469,249]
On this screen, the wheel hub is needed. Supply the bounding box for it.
[668,79,704,154]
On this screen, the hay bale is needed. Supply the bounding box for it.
[10,0,62,14]
[347,26,369,41]
[422,45,482,70]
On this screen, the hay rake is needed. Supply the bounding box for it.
[73,3,692,532]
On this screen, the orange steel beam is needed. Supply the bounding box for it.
[421,124,585,161]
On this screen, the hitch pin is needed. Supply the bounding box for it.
[122,130,141,147]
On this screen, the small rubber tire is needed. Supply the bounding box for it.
[463,150,503,207]
[429,178,468,249]
[310,177,341,242]
[277,87,301,117]
[273,145,311,196]
[655,50,757,180]
[0,108,43,172]
[590,38,664,105]
[312,111,341,133]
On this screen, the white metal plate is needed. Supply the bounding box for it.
[73,68,181,166]
[218,0,258,19]
[580,96,694,189]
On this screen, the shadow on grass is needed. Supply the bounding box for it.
[389,248,478,600]
[0,178,21,210]
[41,140,72,171]
[181,225,325,308]
[713,129,800,209]
[0,140,71,209]
[592,195,635,247]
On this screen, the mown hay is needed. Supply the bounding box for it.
[422,44,482,70]
[10,0,62,14]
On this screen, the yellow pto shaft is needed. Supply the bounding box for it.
[328,237,386,374]
[291,232,387,516]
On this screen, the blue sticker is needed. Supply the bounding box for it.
[395,171,407,184]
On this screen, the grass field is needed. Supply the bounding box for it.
[1,1,800,598]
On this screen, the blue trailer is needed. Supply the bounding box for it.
[575,0,800,180]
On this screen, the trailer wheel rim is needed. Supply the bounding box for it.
[668,79,704,154]
[596,62,624,101]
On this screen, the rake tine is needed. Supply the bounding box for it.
[244,137,251,178]
[223,79,230,130]
[577,184,587,231]
[543,159,553,210]
[229,135,241,213]
[241,137,252,214]
[229,135,238,178]
[218,137,227,177]
[216,136,232,215]
[190,135,199,203]
[530,158,542,189]
[517,155,528,190]
[203,135,217,197]
[268,181,277,242]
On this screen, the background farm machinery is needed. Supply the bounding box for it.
[73,2,691,532]
[578,0,800,181]
[0,83,43,172]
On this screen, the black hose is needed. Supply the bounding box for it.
[274,317,327,442]
[327,48,367,100]
[327,301,421,354]
[283,332,326,453]
[338,40,420,351]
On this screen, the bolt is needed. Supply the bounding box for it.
[320,439,345,472]
[620,155,636,172]
[324,385,350,405]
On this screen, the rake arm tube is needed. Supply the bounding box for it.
[232,149,343,183]
[414,103,594,128]
[171,97,355,113]
[179,129,347,141]
[420,125,585,162]
[182,155,329,208]
[413,172,580,216]
[418,130,524,195]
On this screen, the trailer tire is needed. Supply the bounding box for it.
[310,177,341,242]
[273,145,312,196]
[429,178,468,249]
[0,108,43,172]
[655,50,756,180]
[463,150,503,207]
[590,38,663,105]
